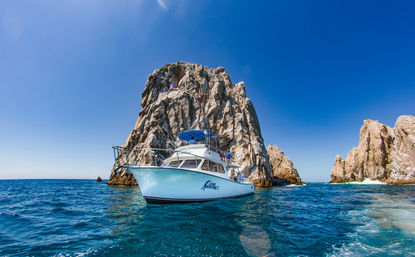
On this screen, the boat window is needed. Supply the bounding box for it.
[180,159,202,169]
[209,161,218,172]
[201,160,209,170]
[201,160,224,173]
[168,160,182,168]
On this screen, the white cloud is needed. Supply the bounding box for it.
[157,0,168,11]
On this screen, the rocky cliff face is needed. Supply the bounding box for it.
[266,145,304,185]
[330,115,415,184]
[108,62,276,186]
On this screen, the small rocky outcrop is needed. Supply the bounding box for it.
[267,145,304,185]
[96,176,102,182]
[330,115,415,184]
[108,62,276,186]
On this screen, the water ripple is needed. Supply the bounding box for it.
[0,180,414,256]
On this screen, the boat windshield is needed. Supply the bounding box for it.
[167,160,182,168]
[180,159,202,169]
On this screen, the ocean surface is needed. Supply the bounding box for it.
[0,180,414,256]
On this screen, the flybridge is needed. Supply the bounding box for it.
[177,129,229,159]
[112,130,233,168]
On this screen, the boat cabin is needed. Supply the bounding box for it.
[161,130,236,180]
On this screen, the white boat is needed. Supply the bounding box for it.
[114,130,254,204]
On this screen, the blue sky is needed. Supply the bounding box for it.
[0,0,414,181]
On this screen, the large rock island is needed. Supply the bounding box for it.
[267,145,304,185]
[108,62,302,187]
[330,115,415,184]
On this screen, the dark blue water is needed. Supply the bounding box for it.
[0,180,414,256]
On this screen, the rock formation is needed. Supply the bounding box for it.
[108,62,290,187]
[267,145,304,185]
[330,115,415,184]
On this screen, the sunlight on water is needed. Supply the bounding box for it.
[239,225,271,256]
[330,190,415,256]
[371,194,415,234]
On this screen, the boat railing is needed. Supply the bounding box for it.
[112,145,237,167]
[205,144,226,155]
[180,143,227,155]
[112,146,174,167]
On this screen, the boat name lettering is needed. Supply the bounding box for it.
[201,180,219,191]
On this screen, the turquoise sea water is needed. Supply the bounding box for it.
[0,180,414,256]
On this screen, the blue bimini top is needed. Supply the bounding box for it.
[178,130,215,144]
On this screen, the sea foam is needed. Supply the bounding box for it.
[345,178,386,185]
[331,178,387,185]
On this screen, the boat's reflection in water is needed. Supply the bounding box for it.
[237,189,275,257]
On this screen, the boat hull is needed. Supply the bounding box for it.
[128,167,255,204]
